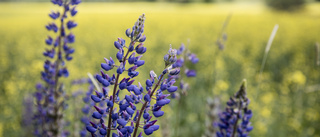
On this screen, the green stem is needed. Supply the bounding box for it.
[217,13,232,42]
[132,74,165,137]
[106,74,120,137]
[51,3,67,136]
[231,101,241,137]
[174,96,183,137]
[106,41,133,137]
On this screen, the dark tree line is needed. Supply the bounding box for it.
[266,0,306,10]
[1,0,319,11]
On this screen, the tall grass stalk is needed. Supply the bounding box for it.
[217,13,232,44]
[87,72,101,92]
[210,14,232,91]
[256,24,279,99]
[316,42,319,66]
[259,24,279,78]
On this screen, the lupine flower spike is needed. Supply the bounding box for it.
[86,14,180,137]
[34,0,80,136]
[216,14,232,50]
[170,42,199,98]
[216,79,253,137]
[166,42,199,137]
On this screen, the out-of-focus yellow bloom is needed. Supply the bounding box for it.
[287,71,306,85]
[306,108,319,121]
[261,107,271,118]
[256,121,267,135]
[280,86,290,95]
[261,92,274,104]
[7,81,17,97]
[216,80,229,91]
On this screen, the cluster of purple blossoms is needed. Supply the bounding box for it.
[216,32,228,50]
[22,95,35,136]
[170,43,199,98]
[33,0,80,136]
[68,77,95,137]
[79,78,104,137]
[84,14,180,137]
[216,80,253,137]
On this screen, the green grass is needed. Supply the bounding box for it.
[0,2,320,137]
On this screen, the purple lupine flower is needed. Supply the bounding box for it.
[74,77,107,137]
[49,11,60,20]
[185,69,196,77]
[131,47,180,137]
[86,14,180,137]
[71,0,81,5]
[170,43,199,98]
[85,14,148,137]
[66,33,75,43]
[164,45,177,68]
[70,7,78,16]
[33,0,80,136]
[216,79,253,137]
[51,0,63,6]
[21,95,34,136]
[188,53,199,64]
[46,36,53,45]
[43,48,55,58]
[157,43,198,136]
[46,23,59,32]
[67,20,77,29]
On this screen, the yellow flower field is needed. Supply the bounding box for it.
[0,2,319,137]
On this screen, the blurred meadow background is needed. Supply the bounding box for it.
[1,0,320,136]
